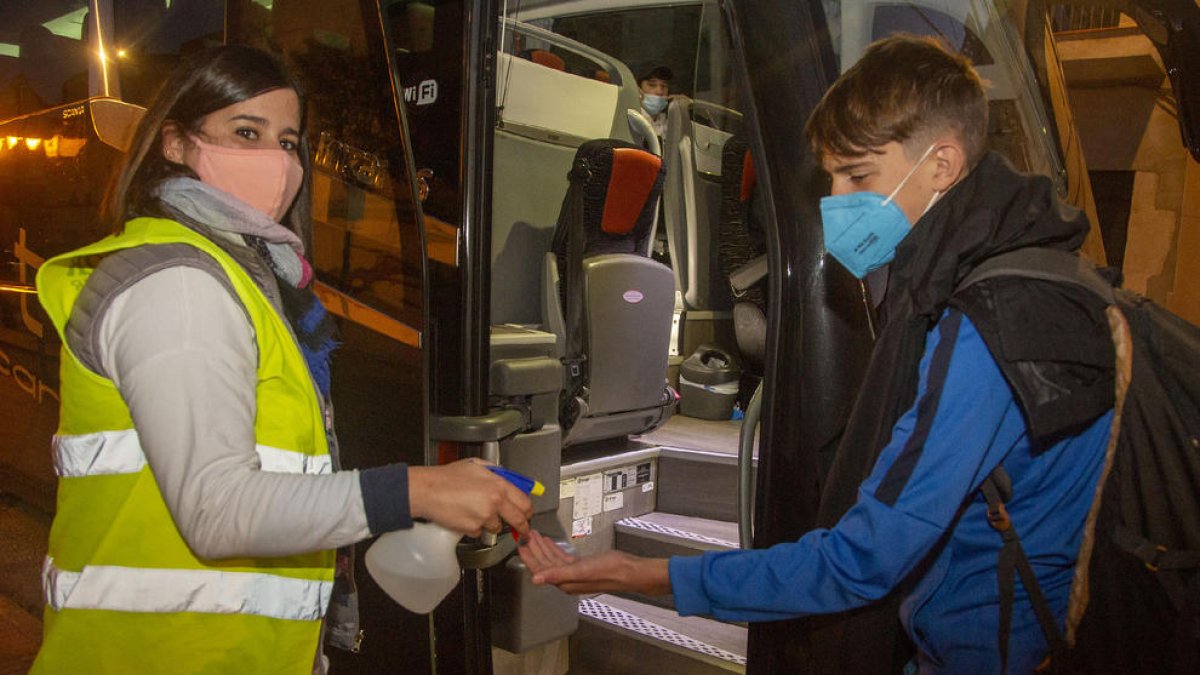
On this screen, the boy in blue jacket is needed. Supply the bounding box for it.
[520,35,1116,674]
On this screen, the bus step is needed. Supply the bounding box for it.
[613,513,739,614]
[570,594,745,674]
[615,512,738,557]
[654,448,751,522]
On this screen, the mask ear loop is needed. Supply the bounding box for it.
[922,188,942,216]
[881,143,938,207]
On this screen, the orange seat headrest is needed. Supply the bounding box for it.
[601,148,662,236]
[528,49,565,71]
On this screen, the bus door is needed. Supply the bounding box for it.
[382,2,585,672]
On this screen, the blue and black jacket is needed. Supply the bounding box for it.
[670,153,1117,674]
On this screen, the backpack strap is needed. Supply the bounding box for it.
[956,247,1115,304]
[981,466,1069,671]
[1111,526,1200,573]
[963,248,1135,665]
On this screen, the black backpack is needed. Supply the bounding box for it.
[959,248,1200,674]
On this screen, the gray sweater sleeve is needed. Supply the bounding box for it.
[96,265,376,559]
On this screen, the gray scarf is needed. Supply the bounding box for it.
[153,177,307,287]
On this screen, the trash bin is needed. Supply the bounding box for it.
[678,344,740,420]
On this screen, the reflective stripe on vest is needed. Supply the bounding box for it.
[53,430,333,477]
[43,557,332,621]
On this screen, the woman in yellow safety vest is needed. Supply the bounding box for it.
[33,45,531,674]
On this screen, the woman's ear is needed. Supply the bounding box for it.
[161,122,186,165]
[930,140,968,192]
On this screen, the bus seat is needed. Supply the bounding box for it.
[521,48,566,71]
[541,139,676,446]
[661,97,741,311]
[626,108,661,157]
[717,137,768,373]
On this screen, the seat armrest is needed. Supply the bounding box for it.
[730,253,768,294]
[491,357,563,397]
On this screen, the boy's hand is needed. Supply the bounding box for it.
[518,531,672,596]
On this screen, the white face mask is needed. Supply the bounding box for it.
[642,94,668,116]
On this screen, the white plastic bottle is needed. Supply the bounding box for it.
[364,521,463,614]
[364,465,543,614]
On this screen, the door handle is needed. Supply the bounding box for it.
[429,410,525,566]
[429,409,524,443]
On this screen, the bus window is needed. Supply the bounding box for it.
[827,1,1066,188]
[870,4,993,65]
[387,0,465,229]
[229,0,422,333]
[0,2,90,120]
[536,5,703,97]
[110,0,223,107]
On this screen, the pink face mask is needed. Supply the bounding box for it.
[188,136,303,222]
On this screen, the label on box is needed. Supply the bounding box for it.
[602,492,624,512]
[559,479,576,499]
[573,473,604,519]
[571,516,593,538]
[642,481,655,493]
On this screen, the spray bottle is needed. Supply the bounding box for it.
[364,465,545,614]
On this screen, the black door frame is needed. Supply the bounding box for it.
[722,1,877,672]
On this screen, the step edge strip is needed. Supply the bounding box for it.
[578,597,747,666]
[617,517,739,549]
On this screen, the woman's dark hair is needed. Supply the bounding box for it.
[103,45,313,243]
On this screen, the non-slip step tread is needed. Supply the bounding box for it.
[616,512,739,550]
[579,594,746,667]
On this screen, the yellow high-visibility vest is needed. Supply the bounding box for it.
[33,217,335,674]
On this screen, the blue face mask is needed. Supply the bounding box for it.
[642,94,667,116]
[819,144,939,279]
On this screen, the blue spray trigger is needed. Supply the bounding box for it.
[486,465,546,496]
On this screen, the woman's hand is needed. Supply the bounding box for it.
[408,460,532,537]
[518,531,672,596]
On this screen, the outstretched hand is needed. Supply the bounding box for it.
[408,460,532,537]
[518,530,672,596]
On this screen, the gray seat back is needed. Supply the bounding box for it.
[582,254,675,415]
[541,139,675,444]
[662,98,744,311]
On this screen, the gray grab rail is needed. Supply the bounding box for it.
[737,382,762,548]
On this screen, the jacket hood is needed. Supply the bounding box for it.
[882,151,1090,324]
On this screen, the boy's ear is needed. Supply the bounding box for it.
[929,140,968,192]
[161,122,186,165]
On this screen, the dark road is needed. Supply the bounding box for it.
[0,492,47,674]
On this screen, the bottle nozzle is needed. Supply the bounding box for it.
[486,465,545,496]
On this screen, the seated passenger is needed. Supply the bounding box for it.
[521,36,1115,675]
[636,63,673,141]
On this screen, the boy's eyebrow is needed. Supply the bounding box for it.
[828,159,874,174]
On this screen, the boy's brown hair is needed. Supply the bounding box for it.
[805,35,988,166]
